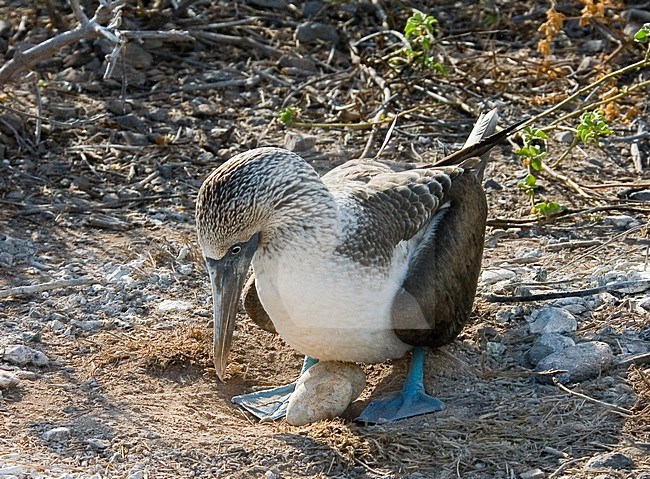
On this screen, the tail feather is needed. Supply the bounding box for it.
[432,110,528,181]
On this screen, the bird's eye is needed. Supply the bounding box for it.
[230,245,242,256]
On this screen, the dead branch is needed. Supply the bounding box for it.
[0,0,193,88]
[484,279,650,303]
[0,278,98,299]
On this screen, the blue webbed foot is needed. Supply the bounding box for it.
[356,347,444,424]
[232,383,295,421]
[356,388,445,424]
[231,356,317,421]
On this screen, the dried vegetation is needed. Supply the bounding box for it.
[0,0,649,478]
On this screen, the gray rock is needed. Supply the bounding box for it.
[115,114,147,133]
[585,451,635,470]
[302,0,323,17]
[602,215,641,230]
[583,39,605,52]
[247,0,287,9]
[42,426,70,443]
[520,468,545,479]
[86,438,109,450]
[528,307,577,334]
[0,464,27,475]
[536,341,613,384]
[554,131,574,143]
[3,345,33,366]
[295,22,339,44]
[284,131,317,152]
[0,370,19,389]
[107,99,133,115]
[157,299,193,313]
[628,189,650,202]
[480,268,516,285]
[527,333,575,365]
[3,345,49,367]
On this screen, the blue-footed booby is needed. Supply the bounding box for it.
[196,109,522,423]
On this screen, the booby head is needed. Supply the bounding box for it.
[196,147,336,380]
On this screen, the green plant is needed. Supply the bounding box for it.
[634,23,650,43]
[515,126,563,217]
[399,10,445,74]
[515,126,548,171]
[278,106,301,125]
[576,109,612,144]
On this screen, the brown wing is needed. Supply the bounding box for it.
[391,170,487,346]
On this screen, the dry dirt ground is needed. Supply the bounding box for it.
[1,1,649,478]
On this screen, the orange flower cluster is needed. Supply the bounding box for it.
[537,3,565,56]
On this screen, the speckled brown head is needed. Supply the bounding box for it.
[195,147,334,380]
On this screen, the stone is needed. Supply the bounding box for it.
[115,114,147,133]
[157,299,193,313]
[628,190,650,202]
[520,468,545,479]
[42,426,71,443]
[86,438,109,450]
[247,0,287,8]
[295,22,339,44]
[585,451,635,470]
[527,333,575,365]
[602,215,640,230]
[554,131,574,143]
[3,344,50,366]
[284,131,317,152]
[536,341,613,384]
[528,307,577,334]
[286,362,365,426]
[480,268,516,285]
[106,98,132,115]
[583,39,605,52]
[0,370,19,389]
[0,465,26,476]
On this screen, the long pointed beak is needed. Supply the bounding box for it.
[205,234,259,380]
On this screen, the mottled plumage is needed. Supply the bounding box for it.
[196,109,522,422]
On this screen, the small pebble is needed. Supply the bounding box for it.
[628,190,650,202]
[295,21,339,44]
[527,333,575,366]
[480,268,516,285]
[520,468,545,479]
[3,344,49,367]
[554,131,574,143]
[528,307,577,334]
[157,299,193,313]
[602,215,640,230]
[86,438,109,450]
[585,451,635,470]
[536,341,613,384]
[284,131,317,152]
[0,370,19,389]
[42,426,71,443]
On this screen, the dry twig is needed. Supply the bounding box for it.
[0,278,98,299]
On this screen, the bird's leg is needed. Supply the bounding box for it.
[356,347,445,424]
[232,356,318,421]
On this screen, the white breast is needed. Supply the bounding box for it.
[252,244,413,363]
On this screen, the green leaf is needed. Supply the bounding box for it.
[530,155,543,171]
[634,23,650,43]
[577,110,612,144]
[278,106,300,125]
[532,201,563,217]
